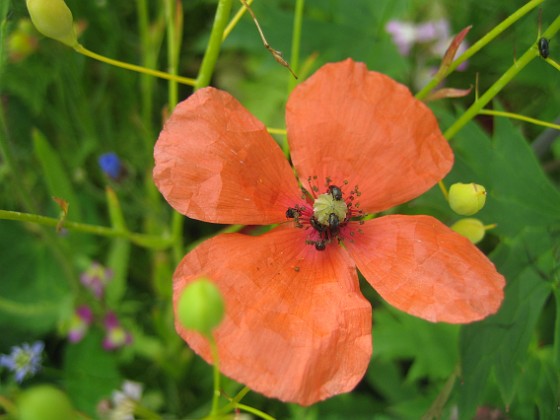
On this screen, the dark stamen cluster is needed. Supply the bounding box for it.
[286,180,364,251]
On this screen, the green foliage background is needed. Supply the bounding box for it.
[0,0,559,418]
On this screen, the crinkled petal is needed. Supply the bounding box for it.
[286,59,453,213]
[345,215,505,323]
[154,87,302,224]
[173,226,372,405]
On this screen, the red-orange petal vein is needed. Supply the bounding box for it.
[154,87,302,225]
[173,226,372,405]
[286,59,453,213]
[345,215,505,323]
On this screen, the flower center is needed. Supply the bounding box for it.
[312,193,348,226]
[286,182,363,251]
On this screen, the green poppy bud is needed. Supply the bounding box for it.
[17,385,74,420]
[448,182,487,216]
[26,0,78,47]
[177,278,225,337]
[451,218,486,244]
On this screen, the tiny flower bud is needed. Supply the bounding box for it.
[177,278,225,337]
[17,385,74,420]
[26,0,78,47]
[448,182,487,216]
[451,218,486,244]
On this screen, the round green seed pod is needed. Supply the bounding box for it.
[17,385,74,420]
[26,0,77,47]
[451,218,486,244]
[448,182,487,216]
[177,278,225,336]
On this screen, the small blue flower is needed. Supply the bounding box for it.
[98,152,122,180]
[0,341,44,383]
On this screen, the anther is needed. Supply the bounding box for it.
[328,185,343,201]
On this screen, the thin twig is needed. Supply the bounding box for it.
[239,0,298,79]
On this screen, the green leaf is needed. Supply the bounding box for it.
[0,222,73,345]
[63,331,122,416]
[513,347,560,419]
[104,188,130,306]
[458,228,554,418]
[32,129,83,221]
[373,307,459,381]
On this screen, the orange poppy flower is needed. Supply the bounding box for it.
[153,59,505,405]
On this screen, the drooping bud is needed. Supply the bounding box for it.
[17,385,75,420]
[177,278,225,337]
[448,182,486,216]
[451,218,486,244]
[26,0,78,47]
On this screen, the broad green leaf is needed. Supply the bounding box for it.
[366,358,417,404]
[514,347,559,419]
[0,221,73,345]
[373,307,459,381]
[458,228,554,419]
[63,331,121,416]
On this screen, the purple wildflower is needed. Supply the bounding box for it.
[103,313,132,351]
[80,262,113,299]
[68,306,94,343]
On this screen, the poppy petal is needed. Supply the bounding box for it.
[286,59,453,213]
[154,87,302,224]
[345,215,505,323]
[173,227,372,405]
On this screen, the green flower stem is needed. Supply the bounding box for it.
[416,0,544,101]
[170,0,232,264]
[195,0,233,91]
[422,365,460,419]
[135,0,151,138]
[0,210,172,250]
[444,13,560,140]
[235,403,276,420]
[219,386,251,413]
[165,0,185,265]
[73,44,196,86]
[444,49,534,140]
[288,0,305,94]
[545,56,560,71]
[267,127,287,135]
[222,0,254,41]
[165,0,181,108]
[479,109,560,130]
[209,334,221,416]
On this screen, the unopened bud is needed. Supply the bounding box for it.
[177,278,225,337]
[451,218,486,244]
[26,0,78,47]
[448,182,486,216]
[17,385,74,420]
